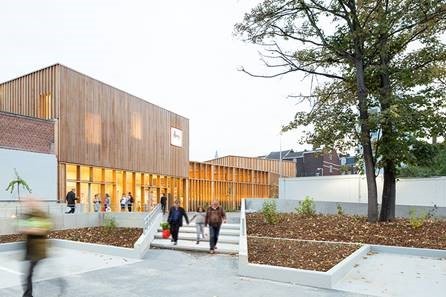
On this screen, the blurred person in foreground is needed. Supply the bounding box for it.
[18,198,52,297]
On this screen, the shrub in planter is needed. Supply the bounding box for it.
[262,200,278,224]
[336,203,344,216]
[103,215,117,233]
[160,222,170,238]
[409,208,427,229]
[296,196,316,216]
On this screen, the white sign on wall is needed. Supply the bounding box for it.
[171,127,183,147]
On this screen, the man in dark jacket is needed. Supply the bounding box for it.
[205,200,226,254]
[65,189,77,214]
[160,193,167,215]
[167,199,189,245]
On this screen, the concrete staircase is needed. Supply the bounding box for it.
[151,223,240,254]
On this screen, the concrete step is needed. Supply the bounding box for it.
[157,226,240,236]
[154,232,239,244]
[151,238,238,254]
[186,223,240,230]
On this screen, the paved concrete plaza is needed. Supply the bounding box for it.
[335,251,446,297]
[0,247,370,297]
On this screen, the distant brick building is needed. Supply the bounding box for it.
[264,149,341,177]
[0,111,55,154]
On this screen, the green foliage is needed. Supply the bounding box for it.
[261,200,278,225]
[296,196,316,216]
[399,142,446,177]
[5,168,32,200]
[336,203,344,216]
[235,0,446,222]
[160,222,170,230]
[103,215,117,231]
[408,208,427,229]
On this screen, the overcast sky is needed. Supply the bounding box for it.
[0,0,313,161]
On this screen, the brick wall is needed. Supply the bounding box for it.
[0,112,55,154]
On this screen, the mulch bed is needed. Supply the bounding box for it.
[0,234,23,244]
[0,227,142,248]
[248,237,360,272]
[247,213,446,249]
[246,213,446,271]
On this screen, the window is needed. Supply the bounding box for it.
[131,112,142,139]
[85,113,101,144]
[80,166,90,181]
[66,164,77,181]
[171,127,183,147]
[92,167,103,182]
[39,93,52,119]
[104,169,113,183]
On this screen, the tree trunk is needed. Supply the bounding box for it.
[380,159,396,221]
[355,58,378,222]
[376,11,396,221]
[432,134,437,144]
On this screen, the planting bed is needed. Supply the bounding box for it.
[246,213,446,271]
[248,236,360,271]
[0,227,143,248]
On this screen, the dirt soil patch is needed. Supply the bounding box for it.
[0,234,23,244]
[247,213,446,249]
[248,236,360,271]
[246,213,446,271]
[0,227,142,248]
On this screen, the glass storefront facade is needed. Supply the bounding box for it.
[64,163,186,212]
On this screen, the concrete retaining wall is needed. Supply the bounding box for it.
[0,148,57,201]
[0,212,147,235]
[245,198,446,218]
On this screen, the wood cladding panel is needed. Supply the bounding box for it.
[0,65,58,119]
[0,64,189,178]
[188,161,272,210]
[208,156,295,177]
[56,65,189,178]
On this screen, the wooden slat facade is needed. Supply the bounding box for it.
[57,66,189,178]
[207,155,296,177]
[188,161,274,211]
[0,64,189,204]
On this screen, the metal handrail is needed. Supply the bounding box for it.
[143,203,161,234]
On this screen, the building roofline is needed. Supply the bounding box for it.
[189,160,273,173]
[0,63,189,122]
[206,155,295,164]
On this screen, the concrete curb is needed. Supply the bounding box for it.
[328,245,370,286]
[49,239,139,258]
[0,241,24,252]
[0,239,144,259]
[370,244,446,258]
[238,198,446,289]
[239,242,446,289]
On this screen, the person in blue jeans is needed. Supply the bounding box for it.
[167,200,189,245]
[205,200,226,254]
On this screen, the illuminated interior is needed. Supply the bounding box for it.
[65,163,185,212]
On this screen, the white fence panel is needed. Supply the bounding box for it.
[280,175,446,207]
